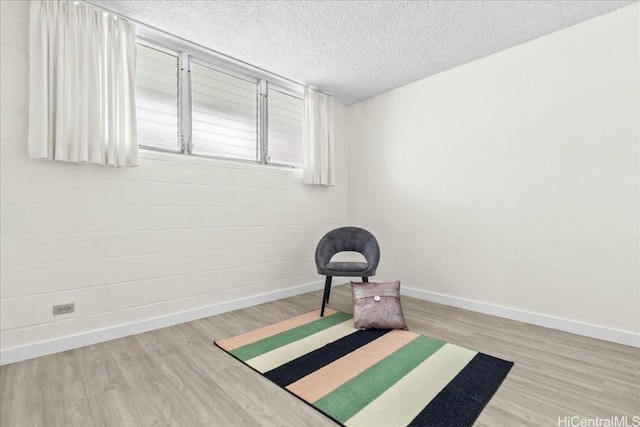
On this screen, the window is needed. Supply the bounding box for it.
[267,86,303,167]
[135,43,180,152]
[191,62,258,161]
[134,41,304,168]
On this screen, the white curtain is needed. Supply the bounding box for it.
[303,88,334,186]
[29,0,138,167]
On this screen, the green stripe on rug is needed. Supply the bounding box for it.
[230,312,352,361]
[314,335,445,423]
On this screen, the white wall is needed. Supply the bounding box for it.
[348,4,639,343]
[0,1,348,363]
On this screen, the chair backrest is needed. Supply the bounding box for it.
[315,226,380,274]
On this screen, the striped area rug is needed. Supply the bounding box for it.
[215,309,513,427]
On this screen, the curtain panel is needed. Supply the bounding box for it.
[303,88,334,186]
[29,0,139,167]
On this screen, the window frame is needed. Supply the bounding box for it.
[135,34,304,169]
[187,56,261,164]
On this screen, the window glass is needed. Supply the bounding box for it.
[267,87,303,167]
[191,63,258,161]
[135,44,180,151]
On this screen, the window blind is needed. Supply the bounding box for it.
[191,63,258,161]
[135,44,180,152]
[267,87,303,167]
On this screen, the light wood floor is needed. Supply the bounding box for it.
[1,285,639,426]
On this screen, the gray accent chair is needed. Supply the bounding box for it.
[315,226,380,317]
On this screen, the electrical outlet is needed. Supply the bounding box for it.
[53,303,75,315]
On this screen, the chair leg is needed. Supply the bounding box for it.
[321,276,332,317]
[362,277,368,282]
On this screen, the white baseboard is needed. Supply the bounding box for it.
[402,287,640,348]
[4,282,636,365]
[0,280,324,366]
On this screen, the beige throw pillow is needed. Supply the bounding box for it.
[351,281,408,330]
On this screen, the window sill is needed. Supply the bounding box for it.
[139,148,303,176]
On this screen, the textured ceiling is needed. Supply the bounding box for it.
[90,0,636,104]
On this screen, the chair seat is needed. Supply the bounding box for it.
[323,262,369,274]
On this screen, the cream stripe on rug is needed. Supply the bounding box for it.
[245,320,356,373]
[287,330,418,403]
[344,343,477,427]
